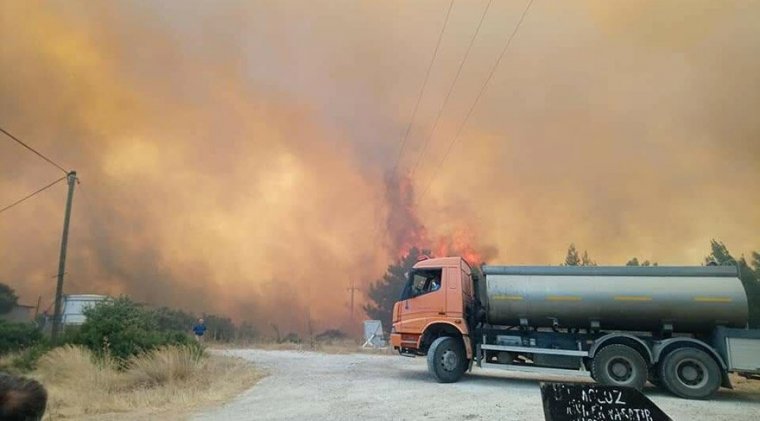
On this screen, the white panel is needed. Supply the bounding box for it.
[727,338,760,371]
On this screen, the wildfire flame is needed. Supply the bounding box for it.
[384,172,494,266]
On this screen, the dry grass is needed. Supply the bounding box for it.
[0,351,21,372]
[33,345,262,420]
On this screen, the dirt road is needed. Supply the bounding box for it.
[193,349,760,420]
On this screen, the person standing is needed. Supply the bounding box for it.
[193,318,207,342]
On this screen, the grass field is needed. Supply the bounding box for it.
[31,345,262,420]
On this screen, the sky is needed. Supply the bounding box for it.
[1,0,758,333]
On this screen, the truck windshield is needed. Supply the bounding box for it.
[400,269,442,300]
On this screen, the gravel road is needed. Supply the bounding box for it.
[194,349,760,421]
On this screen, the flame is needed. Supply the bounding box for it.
[384,172,495,265]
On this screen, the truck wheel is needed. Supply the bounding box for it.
[658,347,721,400]
[592,344,647,390]
[427,336,466,383]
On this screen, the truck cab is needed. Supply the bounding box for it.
[391,256,475,379]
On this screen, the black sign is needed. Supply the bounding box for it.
[540,382,671,421]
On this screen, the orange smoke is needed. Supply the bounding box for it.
[384,173,496,265]
[1,1,759,336]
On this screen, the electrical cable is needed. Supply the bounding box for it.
[391,0,455,174]
[410,0,494,177]
[0,175,68,215]
[418,0,534,201]
[0,126,68,174]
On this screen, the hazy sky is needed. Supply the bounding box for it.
[1,1,758,332]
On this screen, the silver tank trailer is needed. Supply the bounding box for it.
[480,265,748,333]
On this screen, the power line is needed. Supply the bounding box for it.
[411,0,494,177]
[0,126,68,174]
[0,175,68,215]
[418,0,534,200]
[391,0,455,174]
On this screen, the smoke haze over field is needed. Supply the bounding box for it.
[1,1,759,332]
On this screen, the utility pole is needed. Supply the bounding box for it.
[51,171,77,342]
[347,280,360,322]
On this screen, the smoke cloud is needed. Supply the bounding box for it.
[1,1,758,333]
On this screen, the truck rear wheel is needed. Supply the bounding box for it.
[658,347,721,400]
[592,344,647,390]
[427,336,466,383]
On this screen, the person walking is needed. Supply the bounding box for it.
[193,318,207,342]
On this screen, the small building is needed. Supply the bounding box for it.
[61,294,109,325]
[0,303,36,323]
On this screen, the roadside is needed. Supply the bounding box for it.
[195,349,760,421]
[36,346,262,420]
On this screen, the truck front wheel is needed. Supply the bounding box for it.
[427,336,467,383]
[592,344,648,390]
[658,347,721,400]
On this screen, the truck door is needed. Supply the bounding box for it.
[398,268,445,333]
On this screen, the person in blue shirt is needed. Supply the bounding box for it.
[193,318,207,342]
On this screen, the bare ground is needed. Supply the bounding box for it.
[193,349,760,421]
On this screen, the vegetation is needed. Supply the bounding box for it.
[74,297,197,363]
[36,345,261,419]
[0,282,18,314]
[0,319,44,354]
[626,257,658,266]
[562,243,596,266]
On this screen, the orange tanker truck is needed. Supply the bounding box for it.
[390,256,760,399]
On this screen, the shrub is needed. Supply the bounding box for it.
[10,343,51,372]
[280,332,301,343]
[0,320,44,354]
[75,297,196,363]
[315,329,347,343]
[0,283,18,314]
[125,345,206,386]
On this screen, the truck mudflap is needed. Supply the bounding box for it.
[462,334,473,360]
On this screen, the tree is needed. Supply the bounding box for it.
[236,321,258,342]
[364,247,428,329]
[203,314,236,342]
[705,240,760,328]
[152,306,196,333]
[563,244,596,266]
[581,251,597,267]
[563,244,580,266]
[626,258,657,266]
[0,283,18,315]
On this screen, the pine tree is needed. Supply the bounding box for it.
[563,244,595,266]
[563,244,581,266]
[581,250,597,267]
